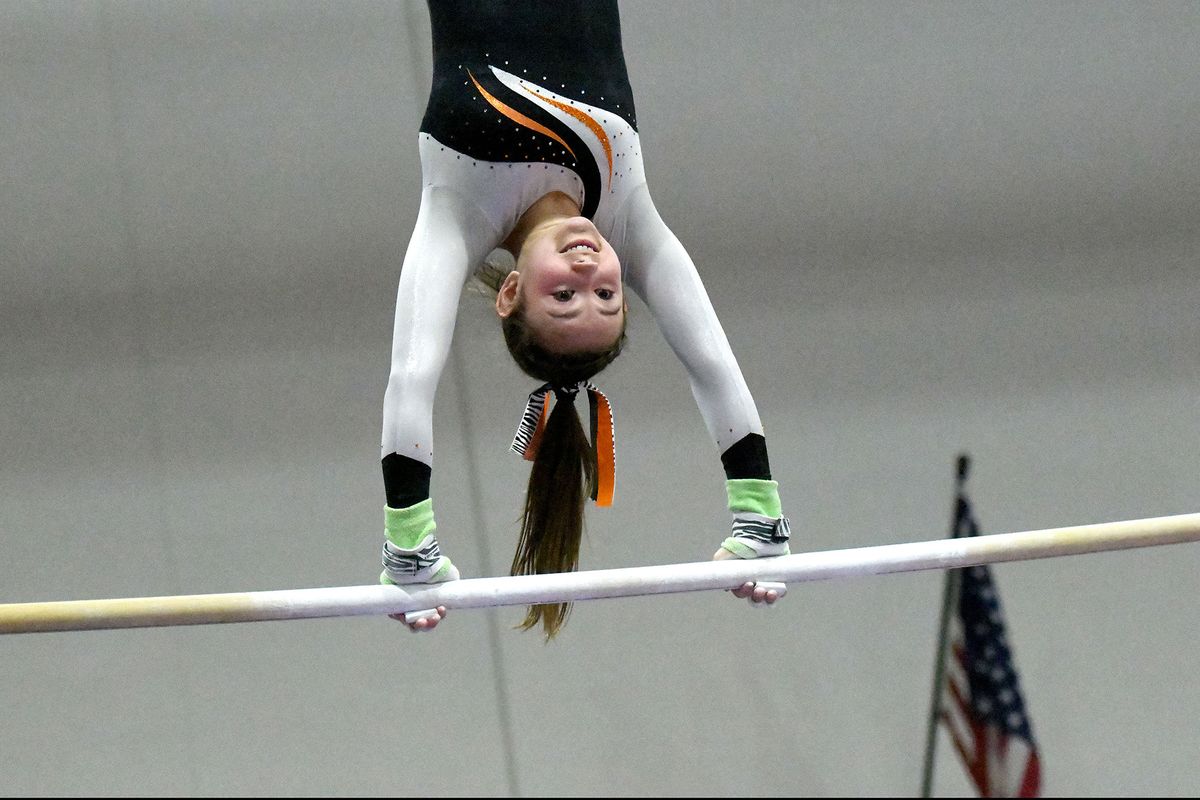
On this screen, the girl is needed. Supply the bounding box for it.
[381,0,791,636]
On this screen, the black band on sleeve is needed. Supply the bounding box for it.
[720,433,772,481]
[382,453,433,509]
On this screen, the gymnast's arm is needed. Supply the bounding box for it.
[379,184,498,627]
[618,185,791,590]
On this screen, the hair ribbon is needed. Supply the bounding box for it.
[510,382,616,506]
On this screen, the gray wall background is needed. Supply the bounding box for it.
[2,1,1197,796]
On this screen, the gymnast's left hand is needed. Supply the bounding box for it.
[711,547,784,605]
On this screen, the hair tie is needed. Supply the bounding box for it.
[552,384,579,401]
[510,381,616,507]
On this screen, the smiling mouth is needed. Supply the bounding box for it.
[561,238,599,254]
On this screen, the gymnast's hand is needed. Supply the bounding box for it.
[380,501,459,633]
[715,478,792,606]
[712,546,784,605]
[389,606,448,633]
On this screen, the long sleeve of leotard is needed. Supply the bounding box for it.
[616,184,766,459]
[381,183,499,475]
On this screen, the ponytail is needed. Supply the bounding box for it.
[509,387,596,638]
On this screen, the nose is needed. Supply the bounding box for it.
[569,257,597,275]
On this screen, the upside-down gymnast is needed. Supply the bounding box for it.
[380,0,792,636]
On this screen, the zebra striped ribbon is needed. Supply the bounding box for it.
[510,382,616,506]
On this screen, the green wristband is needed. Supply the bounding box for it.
[384,499,436,551]
[725,479,782,518]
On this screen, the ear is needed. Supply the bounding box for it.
[495,270,521,318]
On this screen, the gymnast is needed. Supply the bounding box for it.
[380,0,791,636]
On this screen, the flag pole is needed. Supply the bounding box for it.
[919,454,969,797]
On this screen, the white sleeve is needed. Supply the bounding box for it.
[381,184,500,465]
[616,185,764,455]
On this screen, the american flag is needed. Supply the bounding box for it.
[939,481,1042,797]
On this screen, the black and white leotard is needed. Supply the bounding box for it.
[382,0,770,506]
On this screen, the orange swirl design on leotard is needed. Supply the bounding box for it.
[522,86,613,188]
[468,70,576,160]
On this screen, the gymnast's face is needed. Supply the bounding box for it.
[496,216,626,354]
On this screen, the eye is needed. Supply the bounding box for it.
[553,289,575,302]
[595,288,615,301]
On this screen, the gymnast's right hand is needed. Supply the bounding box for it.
[378,500,460,633]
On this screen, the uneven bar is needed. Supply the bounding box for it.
[2,512,1198,634]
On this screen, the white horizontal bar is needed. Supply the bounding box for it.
[2,512,1198,634]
